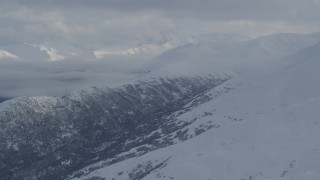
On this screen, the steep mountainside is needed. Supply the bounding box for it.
[71,43,320,180]
[0,75,228,180]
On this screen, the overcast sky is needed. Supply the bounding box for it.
[1,0,320,48]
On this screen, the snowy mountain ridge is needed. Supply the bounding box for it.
[68,42,320,180]
[145,32,320,76]
[0,75,229,180]
[1,32,313,63]
[0,50,18,59]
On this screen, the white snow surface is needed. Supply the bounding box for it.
[71,43,320,179]
[38,45,66,61]
[94,41,179,60]
[0,50,18,59]
[26,43,66,61]
[146,33,320,76]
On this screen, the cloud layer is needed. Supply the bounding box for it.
[1,0,320,48]
[0,59,144,98]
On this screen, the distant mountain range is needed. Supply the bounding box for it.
[2,33,319,64]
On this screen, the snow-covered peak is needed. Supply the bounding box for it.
[249,33,319,57]
[0,50,18,59]
[0,41,95,62]
[143,32,320,77]
[93,41,181,60]
[26,43,66,61]
[38,45,66,61]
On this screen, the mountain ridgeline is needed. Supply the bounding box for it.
[0,75,228,180]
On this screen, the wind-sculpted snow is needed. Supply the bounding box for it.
[0,75,228,180]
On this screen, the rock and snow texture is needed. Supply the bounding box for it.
[69,43,320,179]
[0,75,228,180]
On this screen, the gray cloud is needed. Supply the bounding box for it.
[4,0,320,21]
[1,0,320,43]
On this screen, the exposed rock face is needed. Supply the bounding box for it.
[0,75,228,180]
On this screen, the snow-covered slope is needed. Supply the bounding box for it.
[0,41,95,62]
[144,33,320,76]
[94,41,181,60]
[0,50,18,59]
[70,43,320,179]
